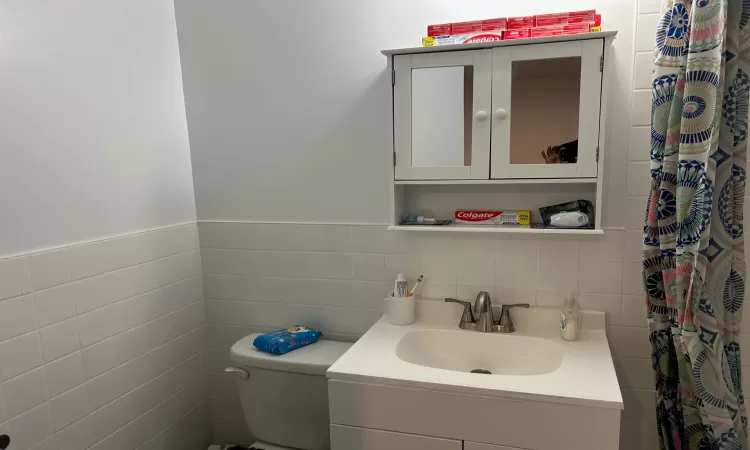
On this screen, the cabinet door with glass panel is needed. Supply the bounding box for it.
[490,41,603,179]
[393,50,492,180]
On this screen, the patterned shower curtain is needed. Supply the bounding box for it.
[643,0,749,449]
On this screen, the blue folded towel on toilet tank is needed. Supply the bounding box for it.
[252,326,322,355]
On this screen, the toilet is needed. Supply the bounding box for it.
[226,333,352,450]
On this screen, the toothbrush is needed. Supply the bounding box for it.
[407,275,424,297]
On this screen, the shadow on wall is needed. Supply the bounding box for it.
[295,69,393,217]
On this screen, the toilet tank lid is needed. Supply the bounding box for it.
[230,333,353,376]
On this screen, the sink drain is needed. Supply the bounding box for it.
[470,369,492,374]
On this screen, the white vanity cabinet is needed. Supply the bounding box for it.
[330,425,462,450]
[465,443,524,450]
[331,424,527,450]
[389,33,612,181]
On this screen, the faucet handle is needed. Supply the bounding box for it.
[496,303,530,333]
[501,303,530,313]
[445,298,475,329]
[445,297,471,307]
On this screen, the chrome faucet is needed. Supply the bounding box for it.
[445,292,529,333]
[473,291,495,332]
[444,298,475,330]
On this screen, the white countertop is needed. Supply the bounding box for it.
[327,299,623,410]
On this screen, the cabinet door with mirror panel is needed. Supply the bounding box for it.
[490,40,603,179]
[393,50,492,180]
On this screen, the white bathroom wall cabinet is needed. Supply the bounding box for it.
[383,32,617,234]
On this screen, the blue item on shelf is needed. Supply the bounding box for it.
[252,326,323,355]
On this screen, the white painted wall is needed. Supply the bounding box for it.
[0,2,208,448]
[0,0,197,256]
[175,0,635,228]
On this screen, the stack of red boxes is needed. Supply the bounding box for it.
[504,15,534,40]
[424,10,601,46]
[425,18,506,46]
[532,9,598,37]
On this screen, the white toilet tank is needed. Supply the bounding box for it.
[229,334,352,450]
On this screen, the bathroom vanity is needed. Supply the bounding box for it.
[383,32,617,234]
[327,300,623,450]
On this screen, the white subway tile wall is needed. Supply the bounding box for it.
[0,223,210,450]
[200,222,655,448]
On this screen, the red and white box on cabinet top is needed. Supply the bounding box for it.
[535,12,568,27]
[427,18,506,37]
[531,26,564,38]
[568,9,597,23]
[535,9,596,25]
[451,20,483,34]
[504,29,531,40]
[563,23,593,35]
[425,32,504,46]
[481,18,508,31]
[427,23,452,37]
[507,15,535,29]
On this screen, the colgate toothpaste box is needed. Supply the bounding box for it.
[563,23,592,35]
[451,20,483,34]
[503,29,531,40]
[507,15,535,29]
[531,26,564,38]
[481,18,508,31]
[590,14,602,32]
[423,32,504,46]
[535,12,568,27]
[568,9,597,24]
[455,210,532,225]
[427,23,452,37]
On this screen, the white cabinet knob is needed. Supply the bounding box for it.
[494,109,508,120]
[475,110,489,121]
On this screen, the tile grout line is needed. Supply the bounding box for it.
[0,222,197,262]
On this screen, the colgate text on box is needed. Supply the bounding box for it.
[455,210,532,225]
[423,32,504,46]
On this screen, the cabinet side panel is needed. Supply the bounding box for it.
[393,55,413,180]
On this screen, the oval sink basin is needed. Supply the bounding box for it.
[396,329,564,376]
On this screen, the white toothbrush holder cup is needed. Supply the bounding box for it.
[387,294,415,326]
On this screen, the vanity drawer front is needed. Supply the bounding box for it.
[329,380,620,450]
[465,443,524,450]
[331,424,462,450]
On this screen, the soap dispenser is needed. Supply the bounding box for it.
[560,292,580,341]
